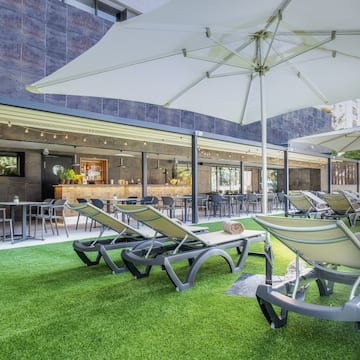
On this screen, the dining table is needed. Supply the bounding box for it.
[105,197,141,222]
[0,201,46,241]
[222,194,238,217]
[175,196,193,222]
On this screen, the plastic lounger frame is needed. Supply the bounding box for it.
[254,215,360,330]
[117,204,266,291]
[67,202,152,274]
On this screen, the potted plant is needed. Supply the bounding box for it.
[57,168,66,184]
[64,168,77,184]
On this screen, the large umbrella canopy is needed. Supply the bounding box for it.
[291,126,360,153]
[27,0,360,213]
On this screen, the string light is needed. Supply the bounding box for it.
[11,124,71,141]
[103,139,107,145]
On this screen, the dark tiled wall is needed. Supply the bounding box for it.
[0,0,332,145]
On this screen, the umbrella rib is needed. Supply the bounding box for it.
[277,30,360,36]
[165,31,256,107]
[264,0,292,31]
[263,9,282,66]
[209,69,254,78]
[263,31,338,105]
[204,28,255,69]
[239,73,256,125]
[318,134,359,153]
[270,31,336,70]
[27,49,189,91]
[185,54,252,71]
[338,137,359,153]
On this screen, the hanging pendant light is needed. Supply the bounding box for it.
[117,150,126,168]
[117,157,126,168]
[155,154,162,169]
[72,145,80,166]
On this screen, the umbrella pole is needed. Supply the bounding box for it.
[260,72,268,214]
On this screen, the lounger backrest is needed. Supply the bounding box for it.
[302,191,328,206]
[66,202,143,236]
[286,194,314,212]
[255,215,360,269]
[323,193,354,214]
[115,204,201,242]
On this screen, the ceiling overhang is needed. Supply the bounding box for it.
[0,103,332,168]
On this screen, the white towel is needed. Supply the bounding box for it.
[223,220,244,234]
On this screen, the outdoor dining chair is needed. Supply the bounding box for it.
[210,193,228,217]
[160,196,176,218]
[0,207,13,242]
[51,199,69,237]
[75,198,88,230]
[90,198,105,231]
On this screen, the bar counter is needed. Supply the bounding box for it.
[54,184,192,214]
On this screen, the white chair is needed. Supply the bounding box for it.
[51,199,69,237]
[0,207,14,242]
[33,202,55,240]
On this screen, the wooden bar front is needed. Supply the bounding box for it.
[54,184,192,215]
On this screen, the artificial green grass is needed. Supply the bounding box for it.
[0,218,359,359]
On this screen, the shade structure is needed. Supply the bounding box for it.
[27,0,360,213]
[292,126,360,153]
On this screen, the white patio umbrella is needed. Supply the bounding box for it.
[292,126,360,153]
[27,0,360,213]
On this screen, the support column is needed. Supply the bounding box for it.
[191,134,199,223]
[357,161,359,193]
[240,160,244,194]
[142,152,147,198]
[284,150,289,215]
[327,157,332,194]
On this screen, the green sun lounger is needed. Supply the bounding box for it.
[67,202,208,274]
[322,193,360,227]
[66,202,154,274]
[254,215,360,329]
[115,204,266,291]
[286,193,329,218]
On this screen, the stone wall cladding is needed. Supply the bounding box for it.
[0,0,332,145]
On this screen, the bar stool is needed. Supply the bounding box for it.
[0,208,13,242]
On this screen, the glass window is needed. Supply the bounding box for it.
[211,166,241,193]
[0,152,24,177]
[61,0,136,22]
[332,162,357,185]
